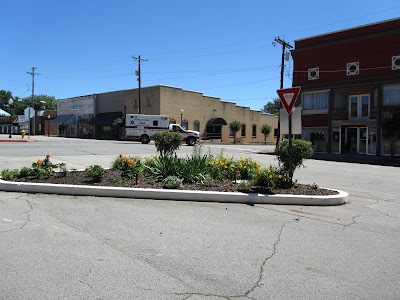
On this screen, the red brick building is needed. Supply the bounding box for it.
[291,18,400,156]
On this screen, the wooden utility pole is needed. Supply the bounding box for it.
[274,37,293,146]
[26,66,40,136]
[132,55,148,114]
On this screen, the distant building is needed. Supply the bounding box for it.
[54,85,278,144]
[291,18,400,156]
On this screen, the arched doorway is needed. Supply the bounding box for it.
[206,118,227,140]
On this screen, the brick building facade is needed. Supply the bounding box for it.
[291,18,400,155]
[55,85,278,144]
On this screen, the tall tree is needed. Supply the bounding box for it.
[0,90,13,104]
[13,95,58,115]
[261,98,281,116]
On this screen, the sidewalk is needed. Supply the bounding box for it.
[0,134,39,142]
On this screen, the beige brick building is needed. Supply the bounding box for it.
[126,85,277,144]
[56,85,278,144]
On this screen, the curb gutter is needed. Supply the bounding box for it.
[0,179,348,206]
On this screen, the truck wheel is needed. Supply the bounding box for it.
[186,137,196,146]
[140,135,150,144]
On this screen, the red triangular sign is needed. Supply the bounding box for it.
[277,86,301,115]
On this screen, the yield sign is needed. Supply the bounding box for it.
[277,86,301,115]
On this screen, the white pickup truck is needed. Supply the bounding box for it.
[125,114,200,146]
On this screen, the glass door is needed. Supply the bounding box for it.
[344,127,367,154]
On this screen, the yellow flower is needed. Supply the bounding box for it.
[278,175,283,179]
[269,175,273,179]
[267,169,271,173]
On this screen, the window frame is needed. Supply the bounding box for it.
[301,90,330,114]
[348,94,370,120]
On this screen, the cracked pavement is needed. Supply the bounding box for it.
[1,138,400,299]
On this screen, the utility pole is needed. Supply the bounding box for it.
[26,66,40,136]
[132,55,148,114]
[274,37,293,146]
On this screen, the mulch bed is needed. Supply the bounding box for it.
[14,170,338,196]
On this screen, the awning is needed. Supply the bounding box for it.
[0,108,10,116]
[88,112,122,126]
[51,114,75,125]
[206,118,227,126]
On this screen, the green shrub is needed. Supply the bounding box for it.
[236,157,262,180]
[208,152,237,181]
[143,150,211,184]
[275,139,313,181]
[0,169,20,180]
[31,154,59,179]
[162,176,183,189]
[18,167,34,178]
[114,154,143,179]
[153,131,182,157]
[144,155,181,182]
[255,166,287,188]
[85,165,107,182]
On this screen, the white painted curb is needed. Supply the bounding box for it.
[0,179,348,206]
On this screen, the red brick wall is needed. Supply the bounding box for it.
[292,19,400,87]
[302,114,328,127]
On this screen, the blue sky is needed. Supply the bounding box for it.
[2,0,400,111]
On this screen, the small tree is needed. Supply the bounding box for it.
[229,120,242,144]
[153,131,182,157]
[261,124,272,144]
[275,139,313,184]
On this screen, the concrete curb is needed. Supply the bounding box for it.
[0,179,348,206]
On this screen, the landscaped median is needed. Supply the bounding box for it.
[0,179,348,206]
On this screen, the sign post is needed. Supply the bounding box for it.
[24,107,35,139]
[276,86,301,183]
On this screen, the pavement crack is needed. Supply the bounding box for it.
[1,197,33,233]
[342,215,360,230]
[242,219,293,298]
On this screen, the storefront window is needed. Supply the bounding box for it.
[383,84,400,106]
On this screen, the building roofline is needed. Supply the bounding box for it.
[295,17,400,42]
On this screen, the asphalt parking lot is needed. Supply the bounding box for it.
[1,135,399,299]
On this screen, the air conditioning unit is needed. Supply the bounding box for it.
[392,55,400,70]
[347,62,359,76]
[308,67,319,80]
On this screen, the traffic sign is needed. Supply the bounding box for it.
[277,86,301,115]
[24,107,35,119]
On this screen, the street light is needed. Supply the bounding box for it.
[8,98,14,138]
[180,109,184,125]
[47,115,51,137]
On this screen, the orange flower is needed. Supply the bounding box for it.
[46,154,51,159]
[37,160,42,166]
[119,154,124,159]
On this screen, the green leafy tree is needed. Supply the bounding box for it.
[13,95,58,115]
[229,120,242,144]
[261,98,281,116]
[0,90,13,104]
[275,139,313,184]
[261,124,272,144]
[153,131,182,157]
